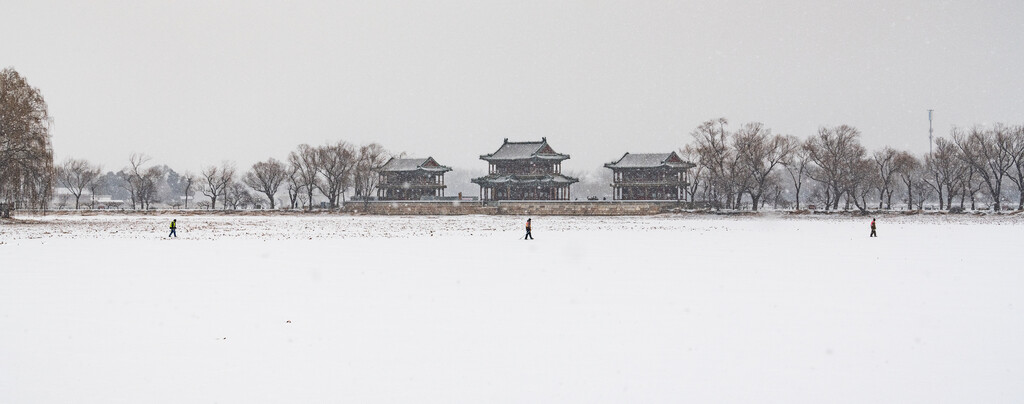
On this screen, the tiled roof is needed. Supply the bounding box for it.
[471,173,579,186]
[481,138,569,161]
[604,152,695,169]
[379,157,452,172]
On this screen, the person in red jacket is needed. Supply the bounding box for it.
[870,218,877,237]
[524,218,533,240]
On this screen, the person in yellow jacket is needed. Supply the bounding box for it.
[169,219,177,238]
[524,218,533,240]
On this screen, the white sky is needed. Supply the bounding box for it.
[4,0,1023,174]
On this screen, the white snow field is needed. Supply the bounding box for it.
[2,213,1023,403]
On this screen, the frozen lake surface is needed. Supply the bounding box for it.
[2,213,1023,403]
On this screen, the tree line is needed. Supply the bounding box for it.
[681,118,1024,212]
[5,67,1024,214]
[51,142,393,211]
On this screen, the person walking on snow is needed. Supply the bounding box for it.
[870,218,877,237]
[524,218,533,240]
[169,219,177,238]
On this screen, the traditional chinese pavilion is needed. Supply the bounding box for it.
[472,138,578,201]
[604,151,696,200]
[376,157,452,200]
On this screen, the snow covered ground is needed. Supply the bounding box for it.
[2,213,1023,403]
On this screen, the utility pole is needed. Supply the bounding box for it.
[928,109,934,155]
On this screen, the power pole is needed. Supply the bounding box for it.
[928,109,934,155]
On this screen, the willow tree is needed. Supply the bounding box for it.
[1,68,55,212]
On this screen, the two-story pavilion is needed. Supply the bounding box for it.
[604,151,696,200]
[472,138,578,201]
[376,157,452,200]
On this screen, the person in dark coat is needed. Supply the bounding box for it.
[169,219,177,238]
[870,218,877,237]
[524,218,533,240]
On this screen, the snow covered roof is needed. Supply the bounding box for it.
[54,187,93,196]
[471,173,579,186]
[604,152,696,169]
[480,138,570,161]
[379,157,451,173]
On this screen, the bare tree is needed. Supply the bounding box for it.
[243,158,287,209]
[117,153,152,210]
[314,141,356,209]
[86,174,106,208]
[288,144,321,210]
[765,172,788,210]
[690,118,735,208]
[353,143,390,200]
[959,161,985,210]
[845,156,878,212]
[952,126,1015,211]
[200,162,236,210]
[678,145,704,203]
[285,164,302,209]
[893,151,923,210]
[911,177,933,210]
[732,123,795,211]
[138,166,165,209]
[181,172,196,209]
[871,147,899,210]
[804,125,865,210]
[223,181,253,210]
[923,137,967,210]
[56,158,101,209]
[1001,125,1024,210]
[781,137,810,210]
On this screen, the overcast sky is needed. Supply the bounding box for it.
[4,0,1023,174]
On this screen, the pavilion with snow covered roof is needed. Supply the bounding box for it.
[604,151,696,201]
[376,157,452,200]
[472,138,578,201]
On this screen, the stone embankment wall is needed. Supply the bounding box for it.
[341,201,690,216]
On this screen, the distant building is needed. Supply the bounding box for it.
[376,157,452,200]
[604,152,696,200]
[51,188,126,209]
[472,138,578,200]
